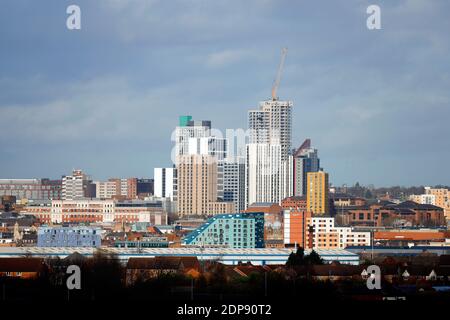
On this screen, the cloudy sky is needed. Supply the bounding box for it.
[0,0,449,186]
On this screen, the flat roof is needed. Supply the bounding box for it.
[0,247,358,257]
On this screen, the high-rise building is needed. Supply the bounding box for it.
[187,136,228,201]
[62,170,92,200]
[174,116,228,205]
[248,100,292,161]
[173,116,235,215]
[248,109,269,145]
[183,212,265,248]
[293,139,320,196]
[177,154,218,217]
[154,167,175,200]
[188,137,227,161]
[222,158,246,212]
[174,116,211,159]
[246,143,282,205]
[246,99,293,208]
[306,171,329,215]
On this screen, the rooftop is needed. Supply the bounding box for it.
[0,257,45,272]
[0,246,357,258]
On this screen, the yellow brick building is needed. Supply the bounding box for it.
[306,171,329,215]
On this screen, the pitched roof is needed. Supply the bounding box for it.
[308,265,364,277]
[384,201,443,211]
[330,193,356,199]
[0,258,45,272]
[127,256,200,271]
[248,202,278,208]
[289,264,363,277]
[282,196,307,203]
[63,252,87,263]
[293,139,311,157]
[232,265,268,277]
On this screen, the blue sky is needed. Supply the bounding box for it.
[0,0,449,186]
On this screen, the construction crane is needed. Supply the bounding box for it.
[271,47,288,101]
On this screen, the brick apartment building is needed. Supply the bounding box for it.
[245,202,284,247]
[338,201,445,228]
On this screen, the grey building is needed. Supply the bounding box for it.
[293,139,320,196]
[223,158,246,212]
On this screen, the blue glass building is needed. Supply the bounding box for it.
[183,212,265,248]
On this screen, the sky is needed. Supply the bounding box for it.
[0,0,449,187]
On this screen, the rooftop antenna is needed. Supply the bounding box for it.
[271,47,288,101]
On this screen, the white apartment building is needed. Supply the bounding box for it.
[174,119,211,159]
[62,169,89,200]
[308,217,371,249]
[246,143,283,205]
[410,194,436,205]
[95,180,118,199]
[94,178,137,199]
[154,167,175,200]
[280,156,293,204]
[246,100,293,208]
[248,100,293,161]
[188,137,227,161]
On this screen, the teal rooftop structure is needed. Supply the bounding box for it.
[179,115,192,127]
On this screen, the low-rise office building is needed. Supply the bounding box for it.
[37,226,101,247]
[22,199,168,225]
